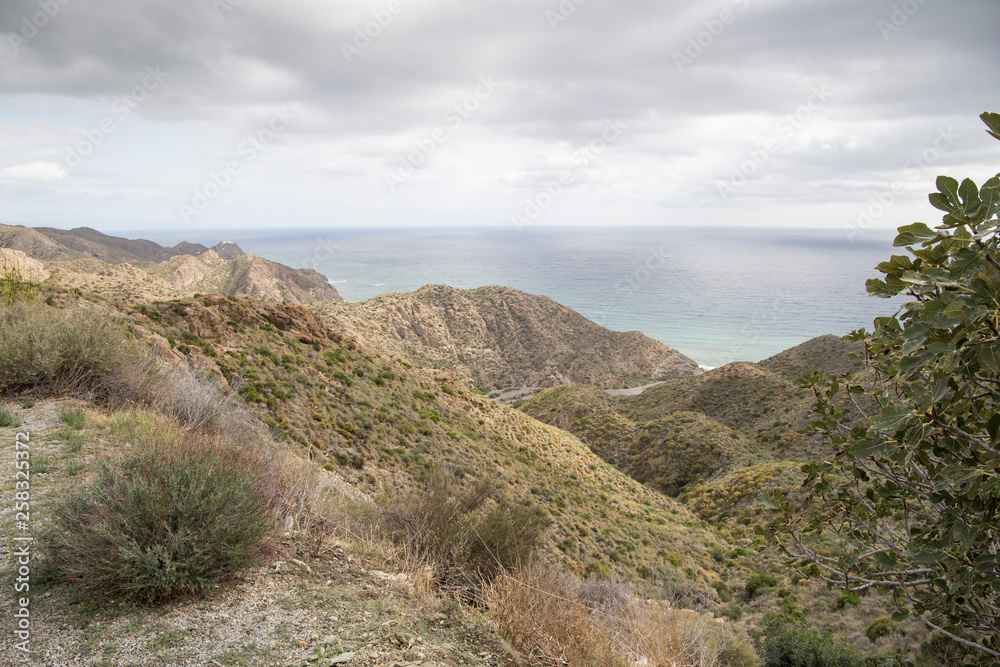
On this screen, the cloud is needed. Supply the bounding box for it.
[0,0,998,228]
[0,162,68,182]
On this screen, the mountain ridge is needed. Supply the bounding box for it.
[0,224,341,305]
[313,284,701,391]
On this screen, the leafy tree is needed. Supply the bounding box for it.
[767,112,1000,660]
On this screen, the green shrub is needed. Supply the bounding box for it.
[62,431,84,454]
[19,395,35,409]
[59,405,86,430]
[0,405,20,427]
[0,266,39,305]
[32,451,50,474]
[830,591,861,610]
[754,614,864,667]
[744,573,778,600]
[864,617,895,643]
[41,420,276,604]
[713,580,733,603]
[721,635,764,667]
[66,456,84,476]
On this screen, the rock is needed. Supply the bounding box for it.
[211,241,246,260]
[0,247,50,281]
[289,558,313,574]
[272,560,289,573]
[403,650,426,661]
[330,652,354,664]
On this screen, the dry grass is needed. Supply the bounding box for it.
[487,563,625,666]
[486,562,761,667]
[0,300,139,396]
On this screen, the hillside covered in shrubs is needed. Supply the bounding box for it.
[1,279,768,666]
[2,203,983,665]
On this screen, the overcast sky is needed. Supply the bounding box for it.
[0,0,998,232]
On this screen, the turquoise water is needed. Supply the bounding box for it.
[136,226,904,368]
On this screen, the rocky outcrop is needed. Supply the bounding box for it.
[0,248,50,281]
[315,284,700,390]
[211,241,246,260]
[228,256,341,304]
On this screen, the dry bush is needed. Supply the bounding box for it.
[311,494,440,610]
[375,467,550,596]
[486,563,625,666]
[621,604,758,667]
[151,367,319,523]
[0,300,139,396]
[487,562,761,667]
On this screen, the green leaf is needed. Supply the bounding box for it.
[929,192,954,213]
[911,547,944,565]
[894,222,938,247]
[982,111,1000,141]
[960,178,983,216]
[941,301,968,319]
[850,437,896,458]
[980,175,1000,210]
[870,405,914,433]
[988,414,1000,445]
[891,609,910,622]
[937,176,961,210]
[979,344,1000,374]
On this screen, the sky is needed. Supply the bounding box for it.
[0,0,998,233]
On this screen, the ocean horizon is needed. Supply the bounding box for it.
[132,225,905,369]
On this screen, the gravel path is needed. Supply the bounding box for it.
[603,381,668,397]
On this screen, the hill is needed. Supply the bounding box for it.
[0,224,209,263]
[93,291,737,593]
[313,284,700,391]
[0,224,341,305]
[623,361,820,456]
[758,334,865,381]
[0,275,918,664]
[520,335,870,508]
[521,384,764,499]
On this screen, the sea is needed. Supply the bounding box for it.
[134,226,906,369]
